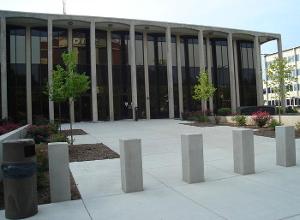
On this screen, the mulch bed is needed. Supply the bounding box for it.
[69,143,119,162]
[0,142,119,210]
[61,129,87,136]
[180,122,216,127]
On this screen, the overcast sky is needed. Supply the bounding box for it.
[0,0,299,54]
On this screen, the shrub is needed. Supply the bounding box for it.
[49,133,68,143]
[232,115,246,126]
[26,125,51,144]
[181,111,211,121]
[251,111,271,128]
[268,118,282,130]
[48,122,59,134]
[286,106,298,114]
[0,122,20,135]
[217,108,231,116]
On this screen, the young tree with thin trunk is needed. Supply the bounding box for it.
[267,57,295,123]
[192,72,216,116]
[47,51,90,145]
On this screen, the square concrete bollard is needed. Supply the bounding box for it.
[276,126,296,167]
[181,134,204,183]
[232,129,255,175]
[119,139,143,193]
[48,142,71,202]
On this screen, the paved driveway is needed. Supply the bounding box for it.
[2,119,300,220]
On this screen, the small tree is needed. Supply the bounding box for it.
[47,65,67,132]
[48,51,90,145]
[192,72,216,116]
[267,57,295,123]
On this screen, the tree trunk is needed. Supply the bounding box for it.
[69,99,73,146]
[59,103,62,133]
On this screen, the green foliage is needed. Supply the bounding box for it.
[26,125,51,144]
[232,115,246,126]
[49,133,68,143]
[266,58,296,113]
[192,72,216,114]
[217,108,232,116]
[268,118,282,130]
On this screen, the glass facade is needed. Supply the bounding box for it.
[237,41,257,106]
[147,34,169,118]
[135,33,146,119]
[211,39,231,111]
[7,26,27,123]
[72,29,92,122]
[112,31,132,120]
[96,30,109,120]
[31,28,49,120]
[180,36,201,112]
[172,36,179,118]
[53,28,69,122]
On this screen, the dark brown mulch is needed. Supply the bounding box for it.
[69,143,120,162]
[61,129,87,136]
[254,128,300,139]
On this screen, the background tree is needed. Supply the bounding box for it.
[267,57,295,123]
[47,51,90,145]
[192,72,216,116]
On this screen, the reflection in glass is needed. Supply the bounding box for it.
[112,31,132,120]
[31,28,49,120]
[7,26,27,123]
[53,28,69,122]
[180,36,201,112]
[73,29,92,122]
[237,41,257,106]
[211,39,231,110]
[148,34,169,118]
[96,30,109,120]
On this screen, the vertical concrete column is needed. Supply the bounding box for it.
[26,26,32,124]
[232,129,255,175]
[90,21,98,122]
[294,48,299,98]
[181,134,204,183]
[277,37,286,109]
[206,37,214,112]
[48,18,54,122]
[143,31,150,119]
[254,36,263,106]
[275,126,296,167]
[0,17,7,119]
[68,27,75,123]
[119,139,143,193]
[166,26,174,118]
[107,30,114,121]
[233,40,240,108]
[227,33,237,113]
[176,35,183,118]
[130,23,138,120]
[48,142,71,202]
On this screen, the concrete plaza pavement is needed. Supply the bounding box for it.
[1,119,300,219]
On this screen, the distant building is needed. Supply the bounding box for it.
[263,46,300,107]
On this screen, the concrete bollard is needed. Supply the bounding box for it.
[275,126,296,167]
[232,129,255,175]
[119,139,143,193]
[48,142,71,202]
[181,134,204,183]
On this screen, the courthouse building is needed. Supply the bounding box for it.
[0,10,282,123]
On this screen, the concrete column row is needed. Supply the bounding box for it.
[0,17,272,122]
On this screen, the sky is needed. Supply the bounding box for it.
[0,0,299,54]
